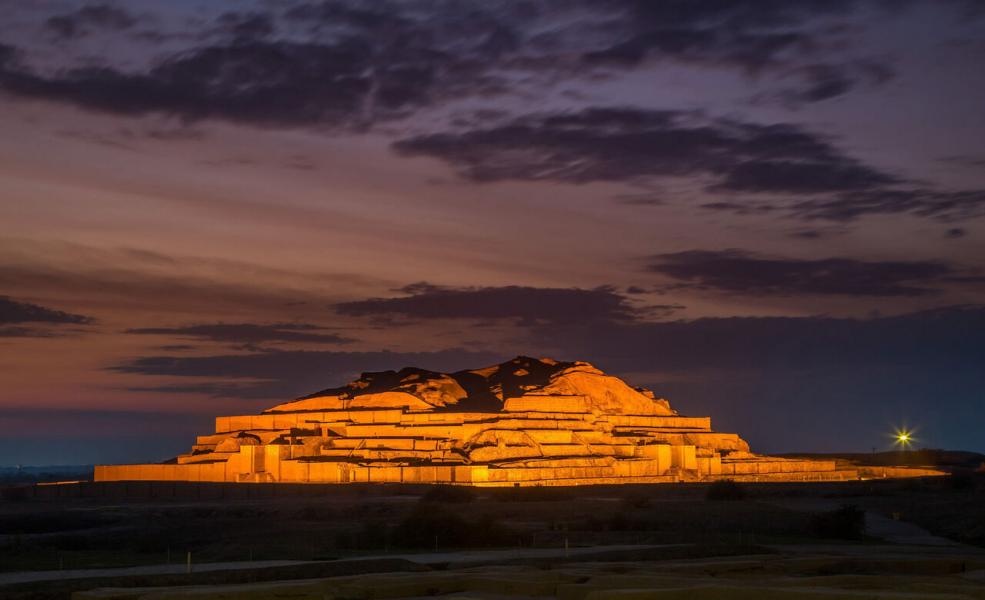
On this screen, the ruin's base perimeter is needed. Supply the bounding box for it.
[95,451,863,486]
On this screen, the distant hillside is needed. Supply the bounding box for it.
[778,449,985,470]
[0,465,94,484]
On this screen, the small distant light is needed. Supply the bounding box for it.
[894,428,914,448]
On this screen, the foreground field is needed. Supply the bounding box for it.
[75,553,985,600]
[1,474,983,599]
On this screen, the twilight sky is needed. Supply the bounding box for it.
[1,0,984,465]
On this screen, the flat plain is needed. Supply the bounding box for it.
[1,473,984,599]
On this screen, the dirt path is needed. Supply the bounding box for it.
[864,510,962,546]
[0,543,670,587]
[766,498,963,547]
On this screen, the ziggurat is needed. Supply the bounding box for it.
[96,357,856,485]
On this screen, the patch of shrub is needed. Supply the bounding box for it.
[421,485,475,503]
[948,469,977,492]
[391,506,512,549]
[621,493,652,509]
[810,504,866,540]
[607,511,648,531]
[336,520,390,550]
[297,504,337,521]
[706,480,746,501]
[0,511,117,534]
[51,534,90,551]
[0,485,29,502]
[223,507,267,519]
[491,486,571,502]
[901,477,928,492]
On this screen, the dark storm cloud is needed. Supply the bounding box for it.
[284,1,415,31]
[790,63,856,102]
[766,60,896,106]
[335,283,640,324]
[126,323,355,345]
[948,0,985,19]
[786,189,985,222]
[0,296,91,325]
[578,1,899,107]
[113,348,501,400]
[584,30,809,72]
[581,0,856,71]
[786,227,849,240]
[712,160,897,194]
[621,0,856,28]
[0,43,18,69]
[0,296,92,338]
[214,12,276,41]
[394,107,898,194]
[0,0,921,129]
[396,105,985,223]
[646,250,962,297]
[0,326,58,338]
[699,201,777,215]
[0,40,380,127]
[0,2,521,128]
[699,188,985,222]
[45,4,136,39]
[614,193,666,206]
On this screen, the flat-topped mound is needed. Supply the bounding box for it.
[94,356,874,486]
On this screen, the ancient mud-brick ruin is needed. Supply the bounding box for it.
[96,357,856,485]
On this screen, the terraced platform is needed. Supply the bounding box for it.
[96,357,860,485]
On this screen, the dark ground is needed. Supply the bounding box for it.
[2,462,984,600]
[2,473,983,572]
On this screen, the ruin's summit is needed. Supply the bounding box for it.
[95,356,856,485]
[268,357,675,417]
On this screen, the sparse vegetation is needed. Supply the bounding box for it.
[810,504,866,540]
[621,493,652,509]
[0,485,29,502]
[705,479,746,501]
[489,485,572,502]
[3,476,984,576]
[421,485,475,503]
[948,469,977,491]
[391,506,511,549]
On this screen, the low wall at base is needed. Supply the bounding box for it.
[95,463,231,483]
[94,462,863,486]
[726,469,859,482]
[858,466,947,479]
[720,459,839,476]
